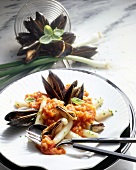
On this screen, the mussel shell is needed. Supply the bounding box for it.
[16,32,37,46]
[5,110,38,126]
[64,80,78,105]
[24,17,44,39]
[7,113,37,126]
[62,32,76,44]
[50,14,67,30]
[29,17,44,38]
[56,106,77,120]
[42,75,61,100]
[35,11,49,30]
[17,40,40,56]
[23,20,32,34]
[42,119,64,138]
[41,40,65,57]
[39,44,50,56]
[47,70,65,100]
[59,43,73,58]
[25,43,41,63]
[75,84,84,100]
[72,46,97,58]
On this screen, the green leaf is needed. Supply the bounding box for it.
[52,34,62,40]
[25,97,35,103]
[44,25,53,36]
[54,28,64,37]
[39,35,52,44]
[71,97,84,105]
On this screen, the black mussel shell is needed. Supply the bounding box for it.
[29,17,44,38]
[64,80,78,105]
[35,11,49,30]
[25,43,41,63]
[5,110,38,126]
[62,32,76,44]
[42,75,61,100]
[50,14,67,30]
[16,32,37,46]
[47,70,65,100]
[17,40,40,56]
[23,20,32,34]
[39,44,50,56]
[59,43,73,58]
[24,17,44,39]
[75,84,84,99]
[42,40,65,57]
[72,46,97,58]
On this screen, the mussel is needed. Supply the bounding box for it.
[42,71,84,105]
[16,11,97,64]
[71,46,97,58]
[50,14,67,30]
[56,106,77,121]
[5,109,38,126]
[90,122,105,133]
[27,118,68,140]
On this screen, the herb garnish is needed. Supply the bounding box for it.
[71,97,84,105]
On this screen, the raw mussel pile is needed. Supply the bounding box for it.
[16,11,97,63]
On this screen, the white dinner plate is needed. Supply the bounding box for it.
[0,68,130,170]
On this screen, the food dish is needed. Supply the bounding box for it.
[0,68,134,170]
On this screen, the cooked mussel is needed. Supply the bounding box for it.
[42,71,84,105]
[5,109,38,126]
[42,70,65,100]
[90,122,105,133]
[27,118,68,139]
[63,80,78,105]
[64,81,84,105]
[56,106,77,120]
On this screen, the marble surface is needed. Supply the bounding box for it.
[0,0,136,169]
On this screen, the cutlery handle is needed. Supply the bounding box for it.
[73,143,136,163]
[72,138,136,143]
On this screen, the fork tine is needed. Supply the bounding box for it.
[26,130,41,145]
[26,130,41,138]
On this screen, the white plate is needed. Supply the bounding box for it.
[0,69,130,170]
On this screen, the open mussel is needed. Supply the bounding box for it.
[90,121,105,133]
[27,118,68,139]
[64,81,84,105]
[5,109,38,126]
[42,71,84,105]
[42,70,65,100]
[56,106,77,121]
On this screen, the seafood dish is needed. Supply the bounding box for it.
[5,70,113,155]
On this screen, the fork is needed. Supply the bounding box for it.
[25,130,136,162]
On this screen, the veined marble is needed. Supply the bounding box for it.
[0,0,136,169]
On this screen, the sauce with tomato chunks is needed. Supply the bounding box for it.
[37,135,66,155]
[25,85,96,155]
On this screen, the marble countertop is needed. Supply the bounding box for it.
[0,0,136,169]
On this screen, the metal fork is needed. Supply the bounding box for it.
[25,130,136,162]
[25,130,93,158]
